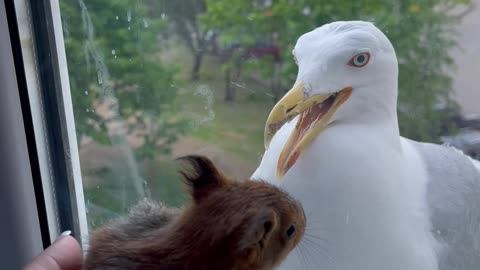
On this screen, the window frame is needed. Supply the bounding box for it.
[1,1,44,267]
[9,0,88,247]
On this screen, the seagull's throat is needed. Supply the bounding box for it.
[272,86,352,179]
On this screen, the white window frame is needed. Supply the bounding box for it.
[12,0,88,247]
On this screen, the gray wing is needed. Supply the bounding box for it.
[413,141,480,270]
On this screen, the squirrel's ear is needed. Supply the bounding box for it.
[176,155,229,203]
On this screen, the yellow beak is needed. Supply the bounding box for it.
[264,80,352,179]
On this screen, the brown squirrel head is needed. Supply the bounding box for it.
[84,155,306,270]
[173,155,306,270]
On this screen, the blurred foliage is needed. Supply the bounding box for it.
[144,0,212,80]
[203,0,471,142]
[60,0,187,159]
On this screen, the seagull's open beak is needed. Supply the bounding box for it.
[264,80,352,179]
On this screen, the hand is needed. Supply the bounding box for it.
[23,231,82,270]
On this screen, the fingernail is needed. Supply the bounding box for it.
[61,230,72,236]
[54,230,72,242]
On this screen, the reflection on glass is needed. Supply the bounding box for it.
[59,0,478,229]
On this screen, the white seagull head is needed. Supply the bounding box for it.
[265,21,400,178]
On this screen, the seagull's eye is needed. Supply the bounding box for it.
[348,52,370,68]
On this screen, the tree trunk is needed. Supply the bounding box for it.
[191,51,203,81]
[271,60,282,103]
[224,67,235,102]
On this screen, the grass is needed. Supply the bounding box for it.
[165,43,274,162]
[84,159,187,230]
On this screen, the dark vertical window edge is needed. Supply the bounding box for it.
[27,0,77,236]
[4,0,51,249]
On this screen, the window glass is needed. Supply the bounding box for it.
[59,0,479,230]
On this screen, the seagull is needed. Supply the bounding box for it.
[252,21,480,270]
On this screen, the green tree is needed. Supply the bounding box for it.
[60,0,190,227]
[60,0,185,159]
[145,0,211,81]
[203,0,471,142]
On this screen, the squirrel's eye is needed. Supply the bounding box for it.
[348,52,370,67]
[286,224,296,239]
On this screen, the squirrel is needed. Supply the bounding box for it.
[84,155,306,270]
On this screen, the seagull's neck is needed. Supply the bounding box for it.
[332,81,401,149]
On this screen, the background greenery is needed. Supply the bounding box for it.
[60,0,471,229]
